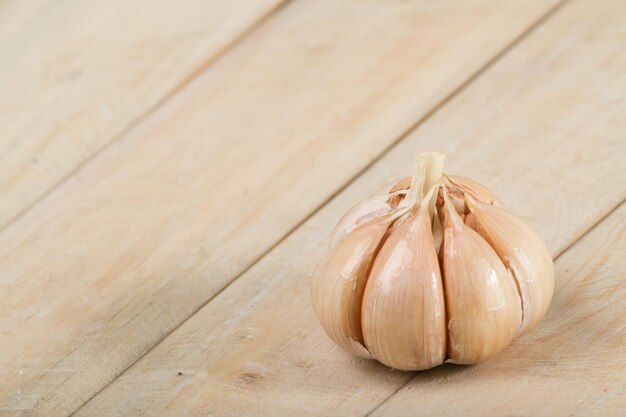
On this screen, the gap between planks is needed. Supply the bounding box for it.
[68,0,572,414]
[0,0,292,234]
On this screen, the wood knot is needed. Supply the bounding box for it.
[239,371,262,383]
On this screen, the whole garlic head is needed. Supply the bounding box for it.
[311,151,554,371]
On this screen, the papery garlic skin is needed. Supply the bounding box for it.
[446,175,504,207]
[465,199,555,333]
[362,203,446,371]
[329,195,392,248]
[388,177,411,194]
[329,178,409,248]
[312,217,392,358]
[441,197,522,364]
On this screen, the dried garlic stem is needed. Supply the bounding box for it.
[418,151,445,217]
[402,151,445,216]
[419,151,445,194]
[403,159,426,208]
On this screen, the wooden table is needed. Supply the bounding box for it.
[1,0,624,415]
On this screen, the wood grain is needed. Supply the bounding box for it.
[371,203,626,417]
[0,1,562,415]
[73,0,626,415]
[0,0,285,229]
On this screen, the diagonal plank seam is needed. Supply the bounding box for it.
[70,0,572,414]
[365,196,626,417]
[0,0,293,236]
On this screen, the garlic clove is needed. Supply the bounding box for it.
[362,205,446,371]
[464,198,555,334]
[312,216,392,358]
[330,178,409,247]
[446,175,504,207]
[441,193,522,364]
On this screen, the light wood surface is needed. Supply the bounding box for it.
[0,1,562,415]
[73,0,626,415]
[2,0,624,416]
[0,0,285,229]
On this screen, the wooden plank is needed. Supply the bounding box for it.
[72,0,626,415]
[0,0,48,43]
[371,203,626,417]
[0,1,563,415]
[0,0,285,229]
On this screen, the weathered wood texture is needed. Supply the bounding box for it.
[371,203,625,417]
[0,0,285,229]
[73,0,626,415]
[0,0,562,416]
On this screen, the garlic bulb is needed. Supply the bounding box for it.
[311,151,554,370]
